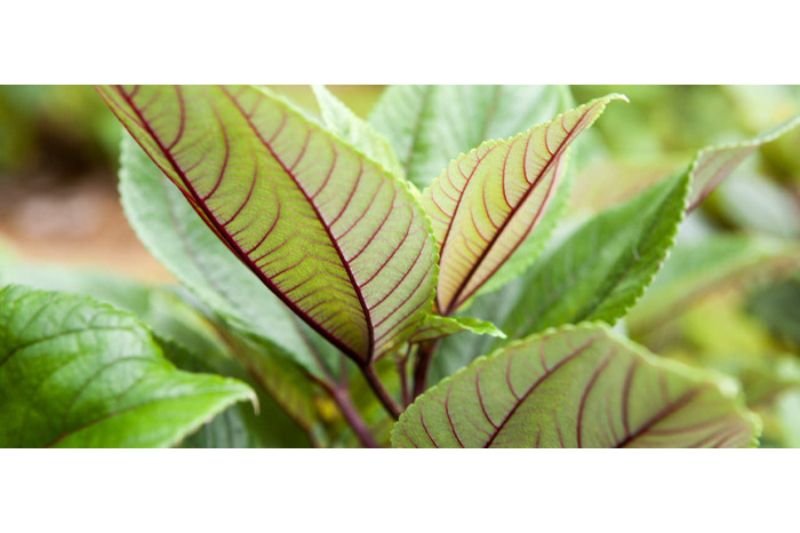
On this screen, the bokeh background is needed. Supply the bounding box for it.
[1,85,799,445]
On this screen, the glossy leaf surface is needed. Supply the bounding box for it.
[0,285,254,447]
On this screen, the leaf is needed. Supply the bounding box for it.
[100,85,436,364]
[748,277,800,347]
[497,169,690,340]
[0,285,255,447]
[369,85,570,189]
[422,95,625,315]
[688,115,800,211]
[312,85,404,179]
[628,236,800,337]
[408,315,505,344]
[119,134,332,377]
[474,160,574,298]
[0,257,314,447]
[392,324,760,448]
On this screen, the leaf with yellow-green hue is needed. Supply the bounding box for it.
[628,235,800,337]
[688,115,800,211]
[392,324,759,448]
[408,315,505,344]
[422,95,625,314]
[369,86,571,189]
[312,85,404,179]
[99,85,436,364]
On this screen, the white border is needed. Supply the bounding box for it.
[1,449,797,532]
[2,0,799,83]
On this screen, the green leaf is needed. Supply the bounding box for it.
[496,164,690,340]
[118,133,334,377]
[0,285,255,447]
[628,236,800,337]
[688,115,800,211]
[369,85,570,189]
[422,95,624,314]
[392,324,760,448]
[100,85,436,364]
[408,315,505,344]
[748,277,800,347]
[312,85,404,179]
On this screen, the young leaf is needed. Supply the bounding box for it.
[392,324,760,448]
[101,85,436,363]
[312,85,404,178]
[423,95,625,314]
[497,169,690,340]
[408,315,505,344]
[688,115,800,211]
[0,285,255,447]
[369,86,570,189]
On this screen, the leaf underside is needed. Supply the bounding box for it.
[100,85,436,363]
[688,115,800,211]
[392,324,759,448]
[369,86,568,189]
[0,285,254,448]
[422,95,624,314]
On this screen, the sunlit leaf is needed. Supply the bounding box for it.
[312,85,404,178]
[392,324,759,448]
[422,95,624,314]
[369,85,570,189]
[119,134,332,377]
[0,285,255,447]
[101,85,436,363]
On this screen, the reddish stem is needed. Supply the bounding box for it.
[361,364,402,420]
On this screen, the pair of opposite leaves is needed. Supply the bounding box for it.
[99,85,619,365]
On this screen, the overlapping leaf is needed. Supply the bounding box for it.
[369,85,569,189]
[312,85,404,178]
[392,324,760,448]
[497,169,690,340]
[100,85,436,363]
[688,115,800,211]
[422,95,625,314]
[628,235,800,336]
[408,315,505,344]
[0,285,254,447]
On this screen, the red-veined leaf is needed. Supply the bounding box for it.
[422,95,625,314]
[392,324,760,448]
[688,115,800,211]
[99,85,436,364]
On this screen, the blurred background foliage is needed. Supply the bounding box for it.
[0,85,799,446]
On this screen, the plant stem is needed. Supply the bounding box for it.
[412,340,438,399]
[321,382,378,448]
[397,345,413,407]
[361,364,402,420]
